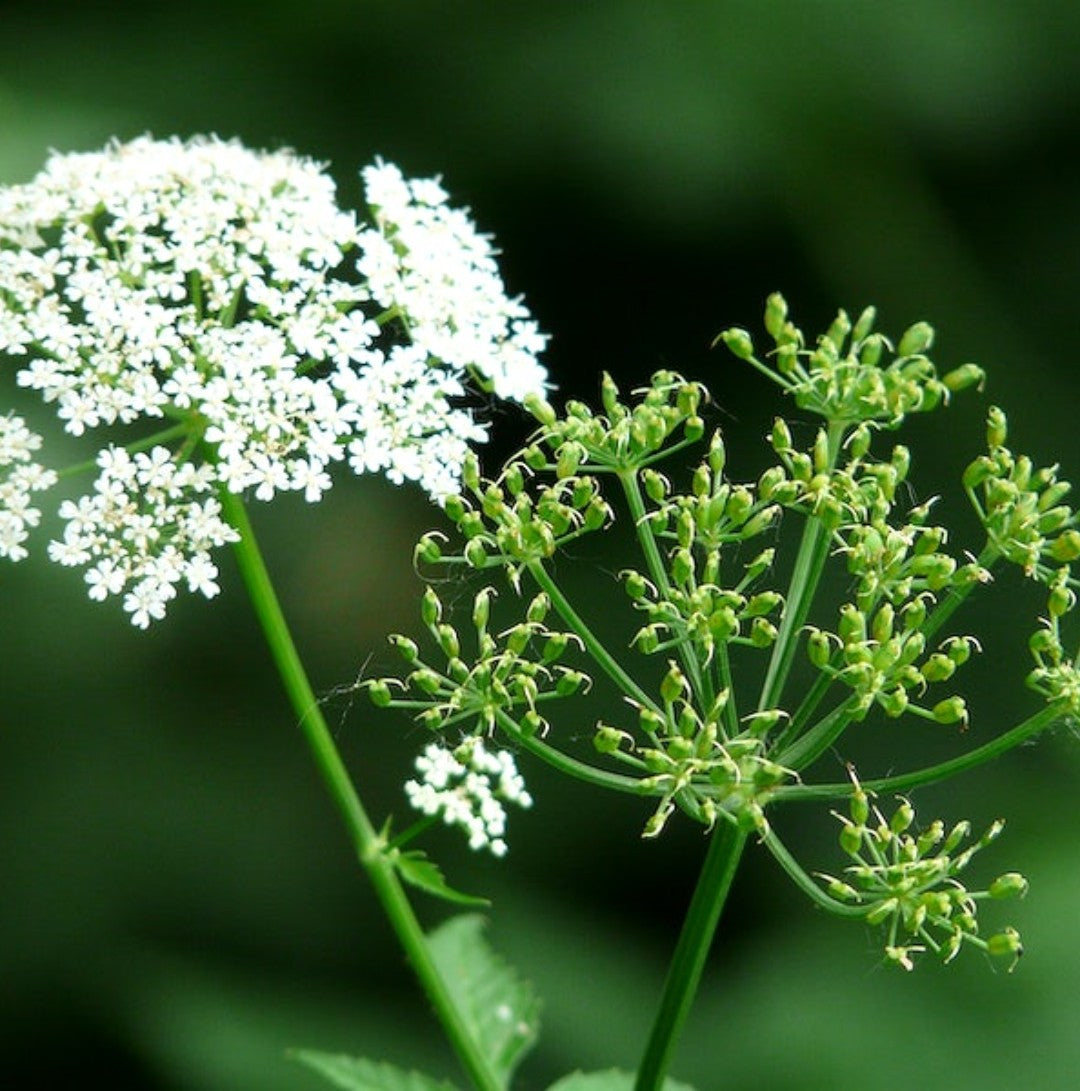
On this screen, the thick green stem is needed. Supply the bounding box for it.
[634,822,749,1091]
[757,421,845,713]
[770,701,1067,804]
[220,491,502,1091]
[618,468,710,705]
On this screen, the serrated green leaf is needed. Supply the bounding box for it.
[393,850,491,907]
[427,914,540,1086]
[545,1070,699,1091]
[290,1050,459,1091]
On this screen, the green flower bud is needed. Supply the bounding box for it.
[520,710,546,737]
[1037,505,1073,534]
[390,634,420,663]
[410,668,444,695]
[523,444,548,470]
[897,320,934,357]
[671,548,694,586]
[806,627,833,669]
[771,417,793,454]
[414,533,444,565]
[556,442,582,479]
[941,819,971,854]
[726,487,754,526]
[708,431,727,475]
[525,393,557,427]
[643,468,669,503]
[692,464,711,498]
[758,465,786,502]
[601,371,621,416]
[720,327,755,360]
[746,590,782,617]
[776,344,799,376]
[824,310,851,352]
[847,424,872,461]
[1048,581,1076,618]
[872,603,895,644]
[542,632,570,662]
[839,822,864,857]
[464,538,488,568]
[932,696,968,726]
[418,708,444,730]
[660,662,687,704]
[880,687,909,718]
[1049,529,1080,562]
[684,415,705,442]
[764,292,788,339]
[839,603,868,646]
[920,653,956,684]
[421,586,442,627]
[584,498,610,530]
[989,872,1029,900]
[859,333,884,367]
[986,406,1008,449]
[851,304,877,343]
[366,680,393,707]
[987,927,1023,966]
[435,623,459,659]
[556,669,589,697]
[526,592,550,624]
[942,363,985,392]
[622,569,650,601]
[890,799,914,834]
[962,456,994,491]
[741,504,780,538]
[594,723,628,754]
[632,624,661,654]
[639,706,667,735]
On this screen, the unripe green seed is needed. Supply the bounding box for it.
[720,327,754,360]
[764,293,788,339]
[421,587,441,627]
[464,538,487,568]
[367,680,393,707]
[897,320,934,357]
[989,872,1029,899]
[986,406,1008,449]
[526,593,550,624]
[943,362,985,392]
[932,696,968,726]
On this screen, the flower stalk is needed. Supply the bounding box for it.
[220,490,504,1091]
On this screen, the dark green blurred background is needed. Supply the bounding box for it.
[3,2,1080,1088]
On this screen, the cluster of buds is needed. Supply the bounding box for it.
[416,450,612,587]
[819,775,1026,971]
[1027,568,1080,714]
[367,585,589,741]
[719,292,984,427]
[528,369,707,473]
[804,604,975,726]
[965,406,1080,578]
[595,663,792,837]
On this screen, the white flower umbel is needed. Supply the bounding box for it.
[359,160,549,403]
[405,736,533,857]
[0,136,548,624]
[0,413,57,561]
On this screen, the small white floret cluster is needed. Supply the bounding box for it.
[405,736,533,857]
[0,413,57,561]
[0,135,548,624]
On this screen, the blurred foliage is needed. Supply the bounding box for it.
[2,2,1080,1088]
